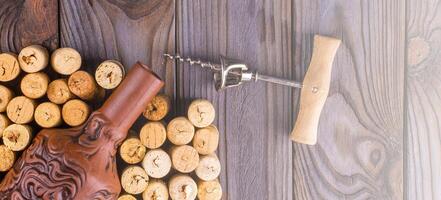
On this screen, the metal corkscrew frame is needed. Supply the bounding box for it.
[163,54,304,91]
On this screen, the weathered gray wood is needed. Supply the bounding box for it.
[406,0,441,199]
[292,0,405,199]
[177,0,293,199]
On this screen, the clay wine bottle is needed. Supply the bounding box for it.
[0,62,164,200]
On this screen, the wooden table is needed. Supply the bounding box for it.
[0,0,439,199]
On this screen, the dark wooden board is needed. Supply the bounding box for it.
[177,0,294,199]
[0,0,58,52]
[292,0,404,199]
[406,0,441,198]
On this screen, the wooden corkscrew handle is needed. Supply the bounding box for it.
[290,35,341,145]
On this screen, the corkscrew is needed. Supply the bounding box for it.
[163,54,303,91]
[164,35,341,145]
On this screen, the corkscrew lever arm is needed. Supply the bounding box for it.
[254,73,303,88]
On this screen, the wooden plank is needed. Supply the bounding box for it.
[406,0,441,199]
[0,0,58,52]
[0,0,58,180]
[177,0,293,199]
[60,0,175,97]
[292,0,405,199]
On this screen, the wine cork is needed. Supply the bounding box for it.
[51,47,82,75]
[34,102,62,128]
[62,99,90,127]
[169,174,197,200]
[140,122,167,149]
[18,45,49,73]
[117,194,136,200]
[167,117,195,145]
[142,149,171,178]
[0,85,13,112]
[0,53,20,82]
[121,166,149,195]
[0,145,15,172]
[119,138,147,164]
[193,125,219,155]
[68,70,98,100]
[142,180,169,200]
[195,154,221,181]
[170,145,199,173]
[2,124,32,151]
[20,72,50,99]
[95,60,125,89]
[6,96,36,124]
[0,114,11,137]
[142,94,170,121]
[47,79,73,104]
[197,180,222,200]
[187,99,215,128]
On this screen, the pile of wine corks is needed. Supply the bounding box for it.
[0,45,125,173]
[118,97,222,200]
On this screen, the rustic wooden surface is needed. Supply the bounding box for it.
[0,0,440,199]
[0,0,58,52]
[406,0,441,199]
[292,0,405,199]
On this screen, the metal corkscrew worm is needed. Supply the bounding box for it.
[163,54,303,91]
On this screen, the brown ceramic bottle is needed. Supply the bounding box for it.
[0,62,164,200]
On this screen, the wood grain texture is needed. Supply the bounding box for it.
[406,0,441,199]
[0,0,58,52]
[60,0,175,96]
[292,0,404,199]
[177,0,293,199]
